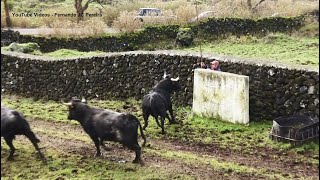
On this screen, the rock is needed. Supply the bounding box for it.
[7,42,40,53]
[308,86,315,95]
[314,98,319,106]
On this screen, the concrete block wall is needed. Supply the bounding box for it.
[193,69,250,124]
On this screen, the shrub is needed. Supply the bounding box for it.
[175,27,194,46]
[6,42,41,54]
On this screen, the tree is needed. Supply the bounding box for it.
[75,0,93,22]
[74,0,104,23]
[3,0,12,27]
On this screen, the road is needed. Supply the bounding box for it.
[3,27,120,35]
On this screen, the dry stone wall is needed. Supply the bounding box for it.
[1,51,319,121]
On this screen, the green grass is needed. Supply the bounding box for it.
[2,33,318,67]
[1,141,191,180]
[146,148,290,179]
[1,47,107,58]
[2,94,318,156]
[43,49,107,58]
[1,94,318,179]
[182,33,319,67]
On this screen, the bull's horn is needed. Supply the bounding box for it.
[81,97,86,103]
[171,76,179,81]
[63,102,72,106]
[163,71,167,79]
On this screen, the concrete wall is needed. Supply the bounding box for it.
[1,50,319,121]
[193,69,249,124]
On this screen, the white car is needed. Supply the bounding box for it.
[135,8,163,22]
[135,8,176,22]
[189,11,215,23]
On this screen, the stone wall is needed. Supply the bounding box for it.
[1,51,319,121]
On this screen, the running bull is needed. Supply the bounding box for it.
[142,73,181,134]
[1,105,45,161]
[64,98,146,164]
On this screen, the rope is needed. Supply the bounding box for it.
[195,1,203,66]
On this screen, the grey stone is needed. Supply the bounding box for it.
[308,86,315,94]
[314,98,319,106]
[299,86,308,93]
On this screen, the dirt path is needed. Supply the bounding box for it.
[4,118,319,179]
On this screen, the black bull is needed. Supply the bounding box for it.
[64,99,146,164]
[142,74,181,134]
[1,106,46,162]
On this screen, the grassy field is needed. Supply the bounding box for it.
[137,33,319,67]
[2,94,318,154]
[1,94,319,179]
[1,46,107,58]
[2,32,319,67]
[181,33,319,66]
[43,49,107,58]
[1,1,319,178]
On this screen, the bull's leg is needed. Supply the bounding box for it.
[154,116,162,129]
[168,105,177,124]
[89,135,101,157]
[3,135,15,161]
[127,143,143,165]
[165,113,172,122]
[160,116,166,134]
[142,112,150,130]
[24,131,46,162]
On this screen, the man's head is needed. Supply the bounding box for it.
[210,60,220,70]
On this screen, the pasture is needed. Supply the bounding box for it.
[1,94,319,179]
[1,32,319,67]
[1,0,319,179]
[182,33,319,67]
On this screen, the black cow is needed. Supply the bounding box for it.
[142,73,181,134]
[64,98,146,164]
[1,106,45,161]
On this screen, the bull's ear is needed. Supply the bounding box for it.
[81,97,87,103]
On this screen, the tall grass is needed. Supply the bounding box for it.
[112,11,143,33]
[39,18,106,37]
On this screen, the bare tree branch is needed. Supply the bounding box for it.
[83,0,94,11]
[247,0,253,11]
[74,0,104,22]
[253,0,266,10]
[96,0,105,8]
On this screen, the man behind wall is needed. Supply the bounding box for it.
[200,60,221,71]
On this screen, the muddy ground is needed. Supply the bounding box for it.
[1,118,318,179]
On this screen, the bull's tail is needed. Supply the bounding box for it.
[138,119,147,147]
[129,114,147,147]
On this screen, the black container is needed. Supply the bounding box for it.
[269,115,319,146]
